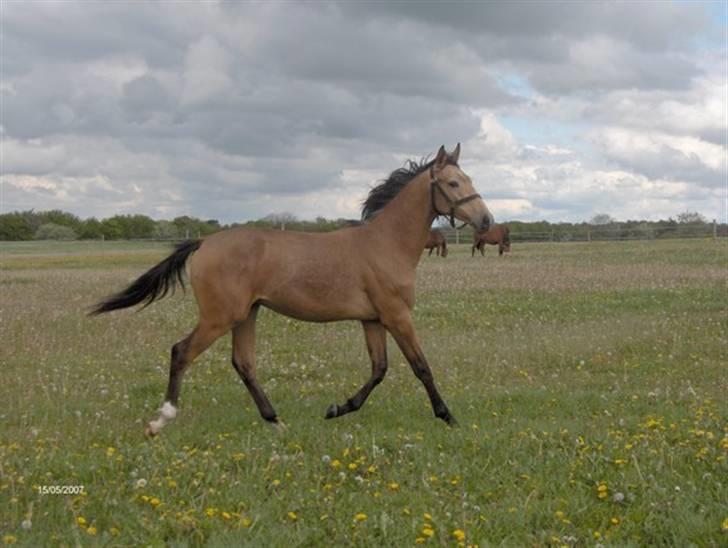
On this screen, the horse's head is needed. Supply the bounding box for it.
[430,144,493,231]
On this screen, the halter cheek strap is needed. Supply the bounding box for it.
[428,165,481,228]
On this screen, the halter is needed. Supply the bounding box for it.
[428,165,481,228]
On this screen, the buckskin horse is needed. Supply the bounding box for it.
[424,229,448,257]
[472,223,510,257]
[91,144,493,435]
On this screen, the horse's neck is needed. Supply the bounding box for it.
[369,175,435,266]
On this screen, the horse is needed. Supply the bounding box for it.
[424,229,448,257]
[91,144,493,435]
[472,223,510,257]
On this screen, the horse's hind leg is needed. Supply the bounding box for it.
[231,305,280,424]
[325,320,387,419]
[145,320,228,436]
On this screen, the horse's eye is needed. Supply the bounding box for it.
[448,181,459,188]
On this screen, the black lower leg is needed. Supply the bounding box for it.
[232,359,278,423]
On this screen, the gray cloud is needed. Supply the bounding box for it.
[0,1,722,223]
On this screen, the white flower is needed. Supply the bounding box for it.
[612,491,625,503]
[135,478,148,489]
[321,455,331,464]
[21,520,32,530]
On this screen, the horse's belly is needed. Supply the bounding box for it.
[259,284,377,322]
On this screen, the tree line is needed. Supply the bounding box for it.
[0,209,720,241]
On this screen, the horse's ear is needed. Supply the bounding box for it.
[434,145,448,169]
[451,143,460,164]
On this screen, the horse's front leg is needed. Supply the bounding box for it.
[383,310,457,426]
[325,320,387,419]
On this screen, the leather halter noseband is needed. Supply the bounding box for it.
[428,165,481,228]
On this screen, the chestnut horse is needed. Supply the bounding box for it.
[472,223,510,257]
[92,145,493,435]
[424,229,448,257]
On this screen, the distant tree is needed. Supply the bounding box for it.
[0,212,34,240]
[34,223,77,240]
[78,218,104,239]
[100,217,124,240]
[262,212,298,230]
[154,220,180,239]
[589,213,615,225]
[676,211,706,224]
[39,210,82,232]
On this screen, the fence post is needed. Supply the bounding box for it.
[456,229,460,245]
[587,229,591,242]
[714,219,717,240]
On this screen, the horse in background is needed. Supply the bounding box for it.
[472,223,510,256]
[424,229,448,257]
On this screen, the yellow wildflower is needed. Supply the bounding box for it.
[241,517,252,528]
[453,529,466,542]
[388,481,400,491]
[422,526,435,537]
[348,462,358,471]
[287,511,298,522]
[722,517,728,531]
[424,513,433,521]
[150,497,161,508]
[354,513,367,522]
[222,511,232,521]
[593,531,602,540]
[3,536,17,545]
[205,508,217,518]
[76,516,87,527]
[110,527,121,536]
[415,538,426,544]
[86,526,97,536]
[331,459,341,469]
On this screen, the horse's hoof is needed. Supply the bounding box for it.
[273,420,288,433]
[446,416,459,428]
[324,404,338,419]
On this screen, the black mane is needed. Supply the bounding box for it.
[361,155,458,220]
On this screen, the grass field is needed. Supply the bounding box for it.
[1,238,726,546]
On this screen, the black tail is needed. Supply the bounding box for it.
[90,240,201,315]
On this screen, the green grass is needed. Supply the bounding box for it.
[1,239,726,546]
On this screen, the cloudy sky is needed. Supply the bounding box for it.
[1,1,725,223]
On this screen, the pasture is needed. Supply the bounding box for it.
[1,238,726,546]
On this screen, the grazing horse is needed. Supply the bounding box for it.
[472,223,510,257]
[91,144,493,435]
[424,229,448,257]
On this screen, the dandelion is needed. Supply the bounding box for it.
[388,481,400,491]
[348,462,358,471]
[613,492,625,503]
[321,455,331,464]
[594,531,602,540]
[150,497,161,508]
[331,459,342,469]
[222,511,232,521]
[611,517,621,526]
[241,517,252,528]
[110,527,121,536]
[555,511,565,520]
[453,529,466,542]
[205,508,217,518]
[415,538,426,544]
[424,513,433,521]
[135,478,147,489]
[20,520,31,530]
[287,511,298,522]
[354,513,367,522]
[86,526,97,536]
[597,482,609,499]
[76,516,87,527]
[3,536,17,545]
[271,479,281,487]
[422,525,435,538]
[722,517,728,532]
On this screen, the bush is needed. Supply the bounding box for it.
[34,223,78,240]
